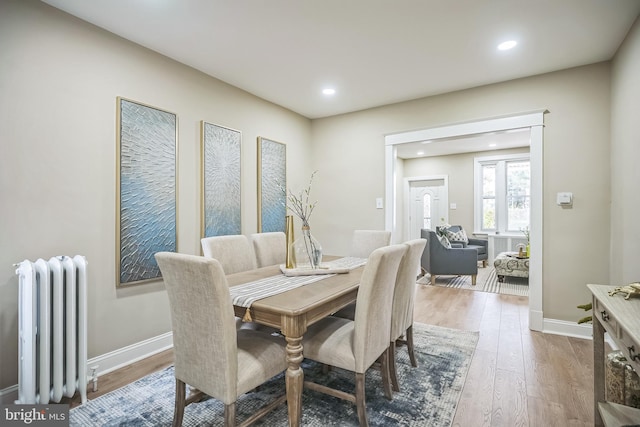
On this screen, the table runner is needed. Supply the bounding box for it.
[230,257,366,321]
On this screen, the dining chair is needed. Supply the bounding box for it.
[301,244,408,427]
[249,231,286,267]
[201,235,260,330]
[388,238,427,392]
[200,234,257,274]
[154,252,287,427]
[349,229,392,258]
[332,229,393,322]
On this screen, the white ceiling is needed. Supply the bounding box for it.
[41,0,640,121]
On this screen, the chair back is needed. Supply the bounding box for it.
[250,232,286,267]
[390,239,427,341]
[420,229,440,272]
[349,229,392,258]
[352,244,407,372]
[201,234,256,274]
[155,252,239,402]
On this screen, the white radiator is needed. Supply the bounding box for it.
[15,255,88,405]
[488,235,528,263]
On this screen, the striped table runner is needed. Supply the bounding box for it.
[230,257,366,321]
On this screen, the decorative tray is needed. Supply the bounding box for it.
[279,264,350,277]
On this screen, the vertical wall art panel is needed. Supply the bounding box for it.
[117,97,177,286]
[201,121,241,238]
[257,137,286,232]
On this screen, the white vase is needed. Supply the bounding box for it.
[292,226,322,269]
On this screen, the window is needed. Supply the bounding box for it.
[423,193,432,230]
[474,154,530,234]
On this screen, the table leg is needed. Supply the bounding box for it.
[593,300,605,427]
[282,317,305,427]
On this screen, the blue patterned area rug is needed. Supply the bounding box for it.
[70,323,478,427]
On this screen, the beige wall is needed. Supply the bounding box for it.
[403,147,530,236]
[0,0,311,390]
[311,63,612,323]
[611,16,640,284]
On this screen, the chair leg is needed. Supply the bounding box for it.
[380,349,393,400]
[389,341,399,393]
[224,402,236,427]
[471,274,477,286]
[355,373,369,427]
[406,325,417,368]
[482,260,487,268]
[430,275,436,286]
[173,379,186,427]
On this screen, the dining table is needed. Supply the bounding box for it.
[225,256,365,427]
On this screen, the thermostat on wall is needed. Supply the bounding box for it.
[556,192,573,206]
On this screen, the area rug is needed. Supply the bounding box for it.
[70,323,478,427]
[417,266,529,297]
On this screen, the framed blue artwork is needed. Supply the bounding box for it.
[201,121,242,238]
[116,97,177,286]
[257,137,286,233]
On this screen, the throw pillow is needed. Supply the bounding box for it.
[438,234,452,248]
[445,228,469,244]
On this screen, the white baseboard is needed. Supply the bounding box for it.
[88,331,173,377]
[542,317,619,349]
[0,384,18,405]
[543,317,592,339]
[0,331,173,404]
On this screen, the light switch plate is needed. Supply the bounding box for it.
[376,197,383,209]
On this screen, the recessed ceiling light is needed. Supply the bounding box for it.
[322,88,336,95]
[498,40,517,51]
[417,151,425,156]
[489,143,497,147]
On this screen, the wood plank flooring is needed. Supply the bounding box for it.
[70,284,595,426]
[414,285,594,427]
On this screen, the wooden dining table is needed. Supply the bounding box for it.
[225,257,365,427]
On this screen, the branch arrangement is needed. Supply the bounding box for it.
[280,170,318,227]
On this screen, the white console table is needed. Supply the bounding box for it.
[588,284,640,426]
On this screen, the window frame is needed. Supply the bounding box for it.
[474,153,530,234]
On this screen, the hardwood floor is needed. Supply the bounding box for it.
[70,284,595,426]
[414,285,594,427]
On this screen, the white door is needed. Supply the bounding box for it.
[409,179,448,240]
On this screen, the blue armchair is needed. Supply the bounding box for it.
[436,225,488,267]
[420,229,478,286]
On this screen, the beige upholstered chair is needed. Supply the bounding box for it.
[200,235,256,274]
[249,232,286,267]
[349,229,392,258]
[333,229,393,322]
[154,252,287,427]
[301,244,408,426]
[388,238,427,392]
[201,235,260,330]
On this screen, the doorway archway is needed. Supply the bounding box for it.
[384,111,545,331]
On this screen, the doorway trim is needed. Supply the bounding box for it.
[384,110,546,331]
